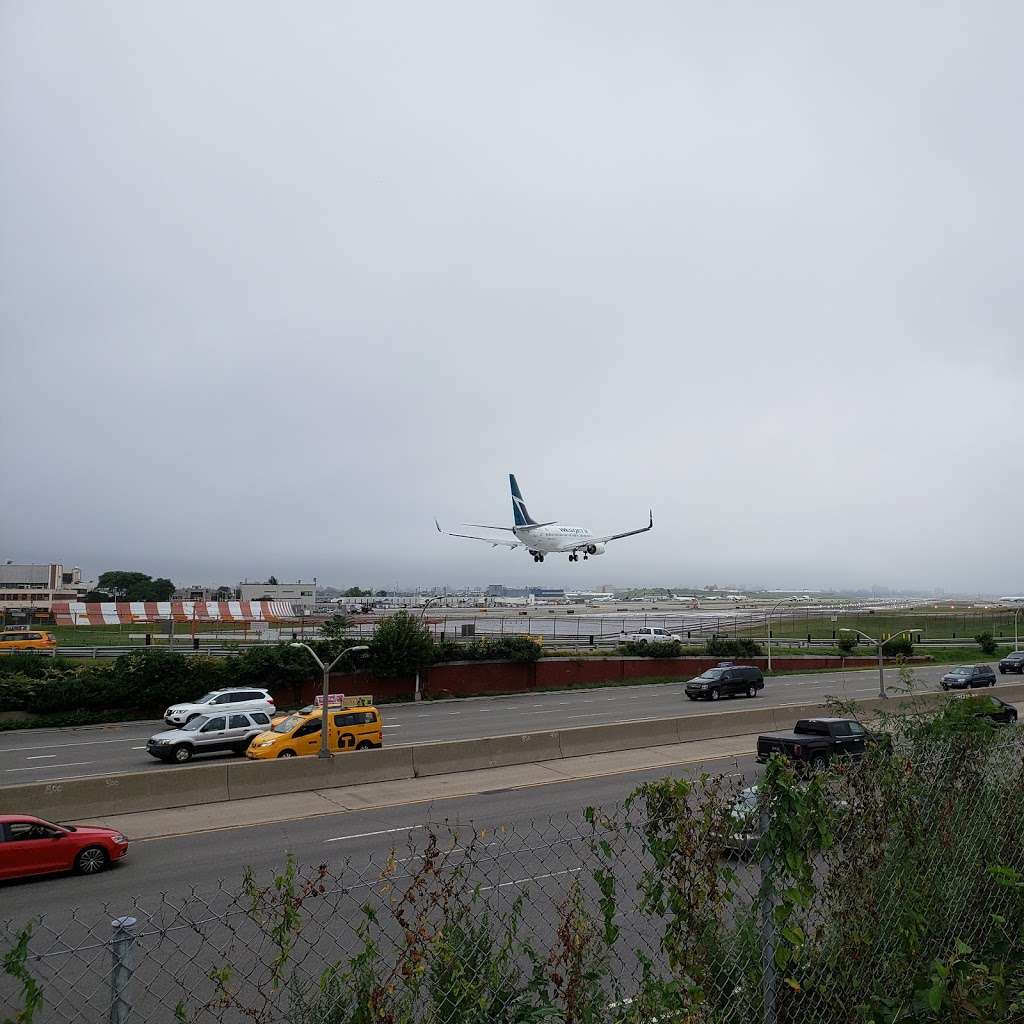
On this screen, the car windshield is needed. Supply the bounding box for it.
[730,788,759,819]
[699,669,725,681]
[273,714,305,734]
[952,668,971,675]
[194,693,218,704]
[182,716,209,732]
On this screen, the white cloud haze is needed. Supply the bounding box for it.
[2,2,1022,592]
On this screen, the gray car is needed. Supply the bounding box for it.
[146,710,273,763]
[940,664,997,691]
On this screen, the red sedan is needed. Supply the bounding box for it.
[0,815,129,880]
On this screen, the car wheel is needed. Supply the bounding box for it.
[747,686,757,698]
[941,683,948,691]
[185,714,199,725]
[75,846,109,875]
[277,749,297,758]
[172,744,193,763]
[686,695,696,701]
[810,754,828,774]
[710,688,720,701]
[1000,668,1006,675]
[356,741,374,750]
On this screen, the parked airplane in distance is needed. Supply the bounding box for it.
[436,474,652,563]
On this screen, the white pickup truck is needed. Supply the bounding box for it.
[619,626,682,644]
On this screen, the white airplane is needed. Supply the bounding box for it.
[435,473,652,563]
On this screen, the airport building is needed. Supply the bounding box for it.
[0,562,89,621]
[238,581,316,608]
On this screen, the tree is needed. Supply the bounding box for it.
[214,586,234,600]
[320,614,354,642]
[376,590,388,598]
[82,590,113,603]
[343,587,369,598]
[369,611,435,678]
[97,571,175,602]
[268,576,279,586]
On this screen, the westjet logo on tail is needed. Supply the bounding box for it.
[435,474,653,564]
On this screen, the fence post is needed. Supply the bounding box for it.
[758,811,777,1024]
[109,916,137,1024]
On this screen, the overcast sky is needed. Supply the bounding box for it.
[2,3,1022,594]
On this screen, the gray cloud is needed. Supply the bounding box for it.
[2,2,1022,592]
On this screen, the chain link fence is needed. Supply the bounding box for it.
[4,719,1024,1023]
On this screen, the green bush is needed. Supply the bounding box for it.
[705,637,763,658]
[618,640,683,658]
[0,653,80,679]
[975,632,998,655]
[884,635,914,658]
[452,637,543,663]
[836,633,859,654]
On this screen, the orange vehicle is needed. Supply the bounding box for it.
[0,630,57,652]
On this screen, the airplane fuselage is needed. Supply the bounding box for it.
[512,524,596,553]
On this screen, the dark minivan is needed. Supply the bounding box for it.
[686,663,764,701]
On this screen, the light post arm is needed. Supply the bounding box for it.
[290,642,368,758]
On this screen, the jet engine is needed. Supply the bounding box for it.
[585,543,607,556]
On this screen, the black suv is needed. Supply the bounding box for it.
[940,664,997,690]
[686,663,764,701]
[998,651,1024,675]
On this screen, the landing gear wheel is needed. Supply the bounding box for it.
[75,846,109,875]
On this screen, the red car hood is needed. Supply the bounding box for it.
[66,824,125,838]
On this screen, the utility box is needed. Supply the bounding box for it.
[460,624,476,637]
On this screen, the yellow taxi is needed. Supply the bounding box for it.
[247,704,383,759]
[0,630,58,651]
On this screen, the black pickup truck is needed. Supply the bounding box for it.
[756,718,872,768]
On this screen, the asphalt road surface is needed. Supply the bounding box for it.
[0,661,995,784]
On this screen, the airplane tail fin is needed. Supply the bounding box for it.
[509,473,538,527]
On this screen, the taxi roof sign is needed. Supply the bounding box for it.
[313,693,374,707]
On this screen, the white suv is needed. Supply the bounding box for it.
[620,627,682,644]
[164,689,275,727]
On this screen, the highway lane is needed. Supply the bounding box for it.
[2,749,764,1023]
[0,661,994,783]
[0,747,760,925]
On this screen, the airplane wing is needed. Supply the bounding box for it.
[435,519,525,549]
[576,510,653,546]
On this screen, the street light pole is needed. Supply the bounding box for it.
[765,598,796,674]
[290,643,369,758]
[839,627,921,699]
[414,596,443,702]
[1014,606,1021,652]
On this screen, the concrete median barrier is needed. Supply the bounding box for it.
[556,717,682,758]
[412,730,561,777]
[0,763,231,819]
[679,707,779,742]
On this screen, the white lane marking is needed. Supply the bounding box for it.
[25,755,57,760]
[5,762,92,772]
[0,736,154,753]
[529,710,558,714]
[481,867,582,891]
[131,746,147,750]
[446,712,460,716]
[325,825,424,844]
[382,725,401,730]
[565,713,608,719]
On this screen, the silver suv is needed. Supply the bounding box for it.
[163,689,275,727]
[147,710,273,763]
